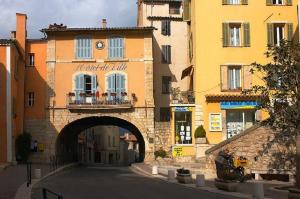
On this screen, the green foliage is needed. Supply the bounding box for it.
[154,149,167,159]
[16,133,31,163]
[194,125,206,138]
[244,40,300,172]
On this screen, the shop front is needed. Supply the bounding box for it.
[171,106,195,157]
[205,95,261,144]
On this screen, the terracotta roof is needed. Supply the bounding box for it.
[147,16,183,21]
[205,94,262,102]
[41,26,156,33]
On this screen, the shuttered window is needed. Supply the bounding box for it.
[267,23,292,46]
[183,0,191,21]
[162,45,171,64]
[106,73,126,100]
[75,74,97,101]
[76,37,92,59]
[162,76,171,94]
[223,0,248,5]
[162,20,171,36]
[223,23,250,47]
[267,0,292,5]
[109,37,124,59]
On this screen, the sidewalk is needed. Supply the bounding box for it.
[131,163,291,199]
[0,163,51,199]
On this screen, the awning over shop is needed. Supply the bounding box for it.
[205,94,262,102]
[181,65,194,80]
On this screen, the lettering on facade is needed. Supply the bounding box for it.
[76,63,127,72]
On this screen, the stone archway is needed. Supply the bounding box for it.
[55,115,148,163]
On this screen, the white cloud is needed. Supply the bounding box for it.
[0,0,137,38]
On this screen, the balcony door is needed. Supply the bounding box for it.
[75,74,97,101]
[106,73,126,101]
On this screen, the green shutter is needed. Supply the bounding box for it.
[287,23,294,42]
[286,0,292,5]
[267,23,274,46]
[183,0,190,21]
[222,23,230,47]
[241,0,248,5]
[243,23,250,47]
[222,0,229,5]
[266,0,272,5]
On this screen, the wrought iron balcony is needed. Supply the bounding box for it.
[66,92,137,110]
[170,90,195,105]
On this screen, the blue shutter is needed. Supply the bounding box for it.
[107,74,116,101]
[75,74,84,102]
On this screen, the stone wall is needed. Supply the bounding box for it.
[206,124,295,175]
[154,121,172,153]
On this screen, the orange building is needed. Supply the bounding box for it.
[0,13,26,163]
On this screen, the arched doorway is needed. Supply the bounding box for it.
[55,116,146,164]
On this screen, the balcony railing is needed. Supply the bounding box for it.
[170,91,195,105]
[66,92,136,109]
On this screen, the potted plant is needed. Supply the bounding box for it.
[176,168,193,184]
[194,125,207,144]
[171,87,181,104]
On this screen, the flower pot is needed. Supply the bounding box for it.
[195,137,207,144]
[176,173,193,184]
[215,178,238,192]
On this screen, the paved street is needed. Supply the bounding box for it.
[31,166,239,199]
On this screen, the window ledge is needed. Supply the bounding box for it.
[72,59,96,62]
[104,58,129,62]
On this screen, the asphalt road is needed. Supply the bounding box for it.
[31,166,241,199]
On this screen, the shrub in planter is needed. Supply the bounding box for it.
[16,132,31,163]
[176,168,192,184]
[154,149,167,159]
[194,125,206,143]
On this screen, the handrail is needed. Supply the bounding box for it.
[42,188,63,199]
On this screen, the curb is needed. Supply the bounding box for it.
[14,163,77,199]
[130,164,254,199]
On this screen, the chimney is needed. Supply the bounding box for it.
[102,19,107,28]
[16,13,27,57]
[10,31,16,39]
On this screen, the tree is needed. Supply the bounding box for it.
[245,40,300,175]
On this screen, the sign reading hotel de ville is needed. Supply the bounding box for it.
[76,63,127,71]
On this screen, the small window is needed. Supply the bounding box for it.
[162,45,171,64]
[76,37,92,59]
[273,0,283,5]
[229,0,240,4]
[228,66,241,90]
[108,37,124,59]
[161,20,171,36]
[162,76,171,94]
[169,3,181,14]
[160,107,171,122]
[229,24,241,46]
[28,53,35,66]
[28,92,35,107]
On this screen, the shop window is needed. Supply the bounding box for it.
[108,37,124,59]
[175,111,192,144]
[226,109,255,138]
[160,107,171,122]
[162,76,171,94]
[161,20,171,36]
[28,92,35,107]
[169,3,181,14]
[76,37,92,59]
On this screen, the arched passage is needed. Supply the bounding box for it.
[56,116,146,164]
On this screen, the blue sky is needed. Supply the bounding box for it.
[0,0,137,39]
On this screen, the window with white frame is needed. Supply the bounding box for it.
[28,92,35,107]
[229,24,241,46]
[228,66,241,90]
[76,37,92,59]
[108,37,124,59]
[74,74,97,102]
[274,24,285,46]
[273,0,283,5]
[229,0,240,4]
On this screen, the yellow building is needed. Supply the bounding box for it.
[184,0,298,145]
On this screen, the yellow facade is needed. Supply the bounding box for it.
[188,0,298,144]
